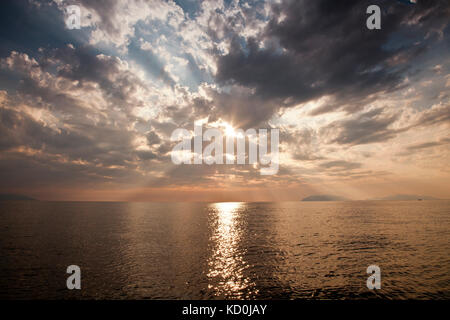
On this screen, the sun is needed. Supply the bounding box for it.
[223,122,236,137]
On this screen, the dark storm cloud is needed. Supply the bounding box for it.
[216,0,450,118]
[0,46,172,188]
[415,103,450,127]
[333,103,450,149]
[320,108,403,145]
[319,160,362,170]
[1,45,145,119]
[48,45,147,111]
[136,150,159,160]
[406,137,450,151]
[146,131,161,145]
[208,87,286,128]
[315,160,392,182]
[0,106,59,151]
[0,104,170,189]
[280,128,326,161]
[2,45,149,128]
[0,106,135,166]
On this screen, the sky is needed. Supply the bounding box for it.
[0,0,449,201]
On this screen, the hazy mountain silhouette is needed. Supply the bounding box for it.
[301,195,348,201]
[0,194,36,201]
[377,194,438,200]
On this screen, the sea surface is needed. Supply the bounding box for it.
[0,200,449,299]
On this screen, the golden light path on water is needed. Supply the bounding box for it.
[207,202,256,298]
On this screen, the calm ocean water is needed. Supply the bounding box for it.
[0,200,449,299]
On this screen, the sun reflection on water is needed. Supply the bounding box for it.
[207,202,256,298]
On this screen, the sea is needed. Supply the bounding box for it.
[1,200,449,299]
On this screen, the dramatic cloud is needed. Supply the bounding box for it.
[0,0,449,200]
[216,0,450,116]
[406,137,450,151]
[320,108,402,145]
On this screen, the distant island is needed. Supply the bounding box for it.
[301,194,440,201]
[0,194,36,201]
[376,194,438,201]
[301,195,348,201]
